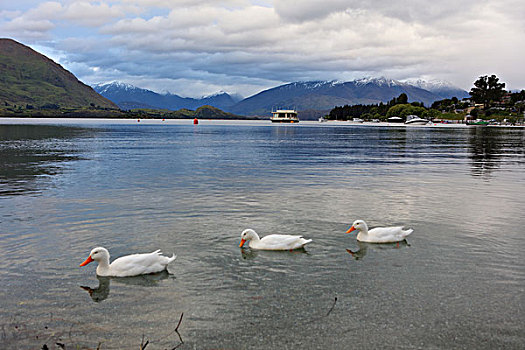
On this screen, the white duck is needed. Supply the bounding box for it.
[239,229,312,250]
[79,247,176,277]
[346,220,413,243]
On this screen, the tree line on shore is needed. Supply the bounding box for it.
[327,75,525,123]
[0,103,251,120]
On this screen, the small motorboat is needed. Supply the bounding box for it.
[466,119,489,126]
[405,115,429,125]
[387,116,404,123]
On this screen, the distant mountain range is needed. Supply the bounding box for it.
[0,38,117,110]
[93,82,240,111]
[228,78,469,118]
[94,78,469,119]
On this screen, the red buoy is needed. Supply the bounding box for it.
[193,118,199,125]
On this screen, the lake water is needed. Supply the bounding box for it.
[0,119,524,349]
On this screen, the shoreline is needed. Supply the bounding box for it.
[0,117,524,128]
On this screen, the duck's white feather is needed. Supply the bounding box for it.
[105,250,176,277]
[362,227,413,243]
[254,234,312,250]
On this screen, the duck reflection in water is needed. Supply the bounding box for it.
[240,247,309,260]
[346,240,410,260]
[240,248,258,260]
[80,270,171,302]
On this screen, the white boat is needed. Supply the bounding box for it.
[387,116,404,123]
[270,109,299,123]
[352,118,364,123]
[318,116,326,122]
[405,115,429,125]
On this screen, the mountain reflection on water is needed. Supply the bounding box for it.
[1,123,523,198]
[0,124,91,196]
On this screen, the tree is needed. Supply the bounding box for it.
[469,74,506,109]
[388,93,408,106]
[386,104,426,120]
[423,109,441,120]
[510,90,525,104]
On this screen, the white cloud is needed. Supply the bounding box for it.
[0,2,62,39]
[274,0,483,24]
[62,1,124,27]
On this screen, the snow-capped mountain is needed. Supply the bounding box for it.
[92,81,138,94]
[92,82,238,111]
[229,78,467,117]
[402,79,470,100]
[355,77,407,87]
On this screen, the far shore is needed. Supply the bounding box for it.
[1,117,524,128]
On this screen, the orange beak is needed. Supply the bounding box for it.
[346,226,356,234]
[239,239,246,248]
[80,255,94,267]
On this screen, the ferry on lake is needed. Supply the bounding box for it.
[270,109,299,123]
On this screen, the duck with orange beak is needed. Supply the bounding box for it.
[346,220,413,243]
[80,247,176,277]
[239,229,312,250]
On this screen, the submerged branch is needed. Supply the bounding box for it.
[304,296,338,325]
[175,313,184,333]
[146,313,184,348]
[326,297,338,317]
[140,334,149,350]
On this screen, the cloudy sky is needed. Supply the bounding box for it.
[1,0,524,97]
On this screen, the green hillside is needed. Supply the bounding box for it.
[0,38,118,112]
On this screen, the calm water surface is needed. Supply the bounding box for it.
[0,119,524,349]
